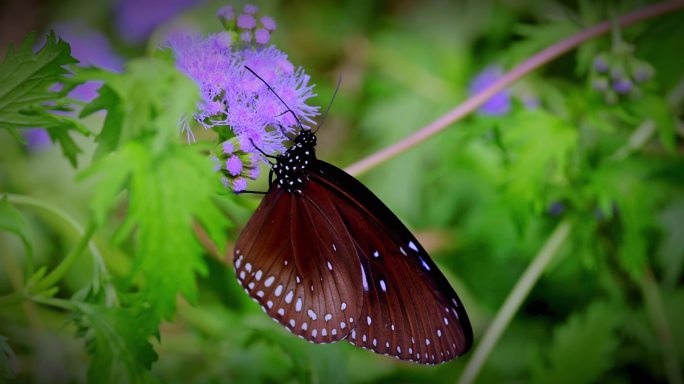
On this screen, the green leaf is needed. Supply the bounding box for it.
[636,94,676,153]
[71,301,158,384]
[585,160,663,277]
[500,109,577,217]
[80,58,229,320]
[0,31,89,166]
[531,301,621,384]
[0,196,34,278]
[82,84,125,160]
[0,335,16,381]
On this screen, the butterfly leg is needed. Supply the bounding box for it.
[234,169,275,195]
[248,139,277,164]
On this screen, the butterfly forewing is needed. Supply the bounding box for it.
[235,186,362,343]
[308,161,473,364]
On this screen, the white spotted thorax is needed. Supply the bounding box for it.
[273,129,317,193]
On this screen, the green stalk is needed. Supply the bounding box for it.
[458,220,572,384]
[32,222,96,293]
[641,269,683,384]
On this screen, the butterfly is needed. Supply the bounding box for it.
[233,68,473,365]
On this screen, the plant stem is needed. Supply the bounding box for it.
[32,222,96,292]
[458,219,572,384]
[4,194,109,281]
[641,268,683,384]
[345,0,684,177]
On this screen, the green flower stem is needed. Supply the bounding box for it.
[0,194,107,306]
[32,222,96,293]
[345,0,684,177]
[641,269,683,384]
[458,219,573,384]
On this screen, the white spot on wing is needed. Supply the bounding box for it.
[295,297,303,312]
[399,247,407,256]
[379,280,387,292]
[367,316,372,325]
[301,322,308,331]
[264,276,275,287]
[360,264,369,291]
[267,300,273,308]
[373,250,380,258]
[341,302,347,311]
[419,256,431,271]
[275,285,283,297]
[245,262,252,272]
[284,290,294,304]
[408,241,419,252]
[254,270,262,280]
[324,313,332,321]
[277,308,284,316]
[307,309,317,320]
[340,321,346,329]
[327,261,333,271]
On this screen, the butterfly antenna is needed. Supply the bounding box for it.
[244,66,305,132]
[313,75,342,134]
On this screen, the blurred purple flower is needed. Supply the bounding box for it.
[217,5,235,21]
[52,21,124,102]
[237,14,256,29]
[261,16,276,31]
[255,29,270,44]
[612,78,633,94]
[243,4,258,14]
[593,57,609,73]
[115,0,197,44]
[470,66,511,116]
[23,128,52,151]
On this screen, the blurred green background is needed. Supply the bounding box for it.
[1,0,683,383]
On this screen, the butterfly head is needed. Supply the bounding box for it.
[273,129,318,194]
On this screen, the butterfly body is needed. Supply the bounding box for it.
[235,128,473,364]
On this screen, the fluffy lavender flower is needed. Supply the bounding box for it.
[226,155,243,176]
[170,5,319,192]
[240,30,252,43]
[243,4,259,14]
[237,14,256,29]
[261,16,276,31]
[217,5,235,21]
[470,66,511,116]
[255,29,270,44]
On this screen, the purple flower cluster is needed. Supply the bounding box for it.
[169,4,319,192]
[590,51,655,103]
[469,66,511,116]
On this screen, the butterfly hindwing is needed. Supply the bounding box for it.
[308,160,473,364]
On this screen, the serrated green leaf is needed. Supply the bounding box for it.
[71,301,158,384]
[0,196,34,278]
[500,109,577,217]
[82,84,125,160]
[80,57,228,320]
[637,95,676,153]
[0,31,89,166]
[0,335,16,381]
[531,301,621,384]
[585,160,663,277]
